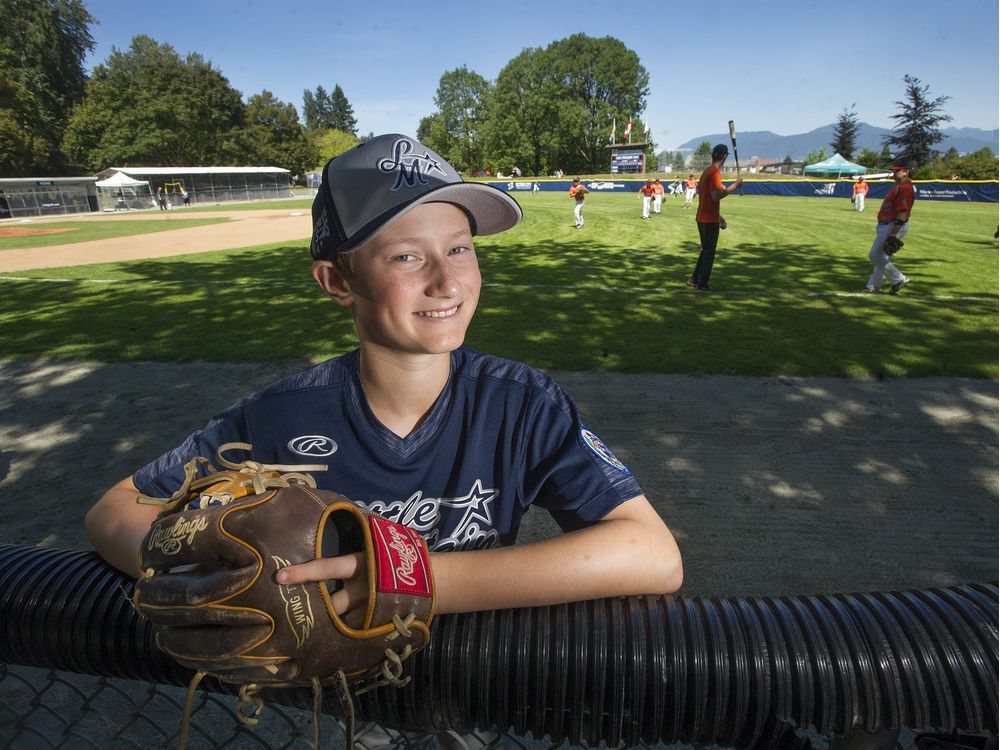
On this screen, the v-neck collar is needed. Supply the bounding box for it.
[346,349,456,460]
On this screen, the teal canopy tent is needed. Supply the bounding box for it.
[802,153,867,177]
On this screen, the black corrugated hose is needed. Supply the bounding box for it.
[0,544,996,748]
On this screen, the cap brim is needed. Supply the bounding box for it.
[344,183,522,254]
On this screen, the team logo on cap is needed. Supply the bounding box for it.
[580,428,630,473]
[378,138,447,191]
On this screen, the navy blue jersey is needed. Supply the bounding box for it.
[133,348,642,551]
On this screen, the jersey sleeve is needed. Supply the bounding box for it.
[517,378,644,532]
[131,400,250,497]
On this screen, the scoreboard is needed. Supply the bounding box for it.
[609,146,646,174]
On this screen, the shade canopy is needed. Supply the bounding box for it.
[95,171,150,188]
[802,153,867,177]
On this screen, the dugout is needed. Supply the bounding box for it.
[94,171,153,212]
[0,177,99,219]
[95,166,294,207]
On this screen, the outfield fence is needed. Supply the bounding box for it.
[492,180,999,202]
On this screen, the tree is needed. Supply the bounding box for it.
[476,35,649,175]
[0,48,49,174]
[236,90,317,175]
[854,148,882,169]
[423,66,492,173]
[62,35,245,171]
[480,47,558,176]
[955,147,999,180]
[0,0,94,174]
[782,155,793,164]
[803,146,830,166]
[830,104,860,160]
[303,84,357,134]
[883,74,952,167]
[328,85,357,134]
[302,86,330,130]
[310,128,359,170]
[689,141,713,172]
[543,35,649,174]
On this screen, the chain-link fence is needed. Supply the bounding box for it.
[0,664,559,750]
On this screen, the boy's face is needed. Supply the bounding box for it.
[341,202,480,356]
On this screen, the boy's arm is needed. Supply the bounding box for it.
[277,493,683,616]
[431,494,681,612]
[85,476,161,579]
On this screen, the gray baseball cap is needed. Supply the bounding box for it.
[310,134,522,260]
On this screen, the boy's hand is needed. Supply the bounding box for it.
[276,552,369,629]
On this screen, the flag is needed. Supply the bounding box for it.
[624,117,632,142]
[643,120,650,137]
[609,117,616,144]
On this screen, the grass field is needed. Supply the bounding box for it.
[0,217,229,249]
[0,193,996,378]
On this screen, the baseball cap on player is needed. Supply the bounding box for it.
[891,157,917,172]
[310,133,522,260]
[711,144,729,161]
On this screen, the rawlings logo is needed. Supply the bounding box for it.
[386,525,419,587]
[369,516,431,596]
[148,515,208,555]
[288,435,338,457]
[273,556,315,648]
[377,138,447,191]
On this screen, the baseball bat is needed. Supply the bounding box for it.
[728,120,743,195]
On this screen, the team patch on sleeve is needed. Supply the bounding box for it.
[580,428,631,474]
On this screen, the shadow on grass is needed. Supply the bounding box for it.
[0,235,996,378]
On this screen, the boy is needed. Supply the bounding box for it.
[862,158,914,294]
[86,134,682,625]
[569,177,589,228]
[687,145,742,292]
[639,179,656,219]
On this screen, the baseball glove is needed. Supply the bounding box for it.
[133,442,435,748]
[884,235,904,255]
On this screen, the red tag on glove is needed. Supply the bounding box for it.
[368,516,433,598]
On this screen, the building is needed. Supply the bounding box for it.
[0,177,99,219]
[95,166,294,207]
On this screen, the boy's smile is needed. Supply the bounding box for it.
[345,202,480,357]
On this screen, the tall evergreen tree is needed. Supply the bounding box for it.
[302,84,356,134]
[883,74,952,167]
[0,0,94,174]
[328,85,357,135]
[301,86,330,131]
[830,104,860,160]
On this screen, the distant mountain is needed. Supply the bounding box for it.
[673,123,998,161]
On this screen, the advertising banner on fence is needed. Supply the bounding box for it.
[488,180,998,202]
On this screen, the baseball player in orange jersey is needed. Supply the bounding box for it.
[569,177,589,228]
[652,178,664,213]
[639,179,656,219]
[852,176,869,212]
[684,174,697,209]
[862,158,914,294]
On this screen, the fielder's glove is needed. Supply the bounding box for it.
[133,442,434,748]
[884,235,904,255]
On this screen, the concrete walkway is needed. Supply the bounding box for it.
[1,359,995,598]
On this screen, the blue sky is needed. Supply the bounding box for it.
[82,0,998,151]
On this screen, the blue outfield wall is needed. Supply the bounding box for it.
[486,179,999,203]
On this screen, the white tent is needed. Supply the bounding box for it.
[95,171,153,211]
